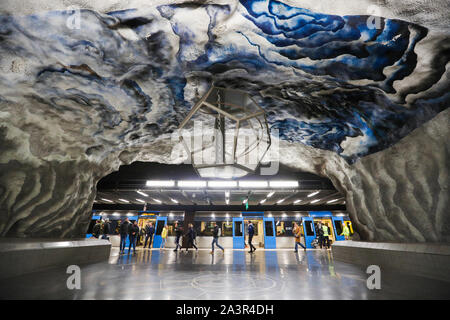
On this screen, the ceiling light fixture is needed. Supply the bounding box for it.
[310,199,320,204]
[101,198,113,203]
[270,181,298,188]
[267,192,275,198]
[276,199,285,204]
[136,191,148,197]
[136,199,146,203]
[177,180,207,188]
[171,198,179,204]
[208,181,237,188]
[293,199,302,204]
[152,198,162,204]
[146,180,175,187]
[260,199,267,204]
[119,199,130,203]
[239,181,268,188]
[307,191,320,197]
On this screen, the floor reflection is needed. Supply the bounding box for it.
[1,248,449,300]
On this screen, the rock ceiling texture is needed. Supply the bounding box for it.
[0,0,448,242]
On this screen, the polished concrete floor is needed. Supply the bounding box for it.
[1,248,449,299]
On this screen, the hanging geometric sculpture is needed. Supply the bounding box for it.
[178,86,271,179]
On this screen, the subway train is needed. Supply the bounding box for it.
[87,211,354,249]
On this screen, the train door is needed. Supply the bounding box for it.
[302,217,316,248]
[332,216,345,241]
[232,217,245,249]
[263,217,276,249]
[314,218,335,243]
[152,216,168,248]
[138,215,157,246]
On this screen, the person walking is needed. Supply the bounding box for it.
[293,222,306,252]
[247,222,256,253]
[160,225,168,250]
[322,223,330,249]
[128,221,139,255]
[144,221,155,249]
[119,218,130,254]
[92,220,101,238]
[210,222,224,254]
[186,223,198,252]
[173,222,183,252]
[341,223,350,240]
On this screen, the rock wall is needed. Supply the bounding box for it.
[0,1,448,241]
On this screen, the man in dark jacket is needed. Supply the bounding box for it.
[185,223,198,252]
[128,221,139,255]
[210,223,224,254]
[316,222,325,249]
[248,222,256,253]
[173,222,183,252]
[119,218,130,254]
[144,222,155,249]
[102,219,111,240]
[92,220,101,238]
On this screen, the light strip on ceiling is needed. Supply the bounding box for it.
[146,180,175,187]
[310,199,320,203]
[208,181,237,188]
[307,191,320,197]
[293,199,302,204]
[177,180,207,188]
[136,190,148,197]
[238,181,268,188]
[136,199,146,203]
[118,198,130,203]
[152,198,162,204]
[266,192,275,198]
[260,199,267,204]
[170,198,179,204]
[276,199,285,204]
[327,199,339,203]
[269,181,299,188]
[101,198,113,203]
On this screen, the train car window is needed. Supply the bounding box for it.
[334,220,343,236]
[155,221,164,235]
[234,221,242,236]
[265,221,274,237]
[222,221,233,237]
[304,221,315,236]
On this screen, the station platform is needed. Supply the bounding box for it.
[1,247,449,300]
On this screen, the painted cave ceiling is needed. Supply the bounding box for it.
[0,0,448,164]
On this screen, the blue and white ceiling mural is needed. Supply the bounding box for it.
[0,0,448,164]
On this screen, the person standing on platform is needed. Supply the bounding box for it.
[173,222,183,252]
[316,222,324,249]
[293,222,306,252]
[210,222,224,254]
[160,225,168,250]
[248,222,256,253]
[102,219,111,240]
[144,221,155,249]
[186,223,198,252]
[119,218,130,254]
[92,220,101,238]
[322,223,330,249]
[341,223,350,240]
[128,221,139,255]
